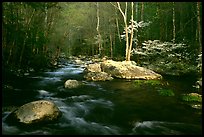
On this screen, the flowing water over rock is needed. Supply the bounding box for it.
[2,60,202,135]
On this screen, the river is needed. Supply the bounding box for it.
[2,59,202,135]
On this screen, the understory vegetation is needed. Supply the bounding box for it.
[2,2,202,79]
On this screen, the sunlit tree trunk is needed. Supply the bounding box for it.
[127,2,134,61]
[117,2,129,61]
[96,2,102,56]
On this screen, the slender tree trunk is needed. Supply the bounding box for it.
[134,2,138,48]
[43,4,48,54]
[7,40,15,65]
[110,34,113,58]
[157,3,162,41]
[19,9,35,66]
[113,33,115,59]
[172,2,176,43]
[7,4,19,65]
[196,2,201,53]
[141,2,144,21]
[165,12,168,41]
[127,2,134,61]
[96,2,102,56]
[115,8,121,42]
[117,2,129,61]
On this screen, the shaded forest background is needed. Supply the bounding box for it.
[2,2,202,77]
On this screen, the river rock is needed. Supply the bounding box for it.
[6,100,62,125]
[64,79,81,88]
[84,63,102,73]
[84,72,113,81]
[74,59,84,65]
[101,60,162,80]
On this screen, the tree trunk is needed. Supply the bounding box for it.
[19,9,35,66]
[157,3,162,41]
[96,2,102,56]
[127,2,134,61]
[117,2,129,61]
[196,2,201,53]
[134,2,138,48]
[115,7,121,42]
[141,2,144,21]
[172,2,176,43]
[110,34,113,58]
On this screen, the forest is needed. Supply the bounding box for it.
[2,2,202,135]
[2,2,202,76]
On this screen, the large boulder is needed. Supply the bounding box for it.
[6,100,62,125]
[101,60,162,80]
[64,79,81,88]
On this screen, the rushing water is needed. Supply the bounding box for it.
[2,60,202,135]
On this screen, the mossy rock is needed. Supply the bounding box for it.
[181,93,202,102]
[158,89,175,96]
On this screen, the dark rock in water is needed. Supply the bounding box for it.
[6,100,62,125]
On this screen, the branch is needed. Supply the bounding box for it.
[109,2,119,10]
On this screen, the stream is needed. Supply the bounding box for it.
[2,59,202,135]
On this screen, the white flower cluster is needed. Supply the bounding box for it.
[120,20,151,40]
[131,40,199,74]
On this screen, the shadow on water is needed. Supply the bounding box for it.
[2,61,202,135]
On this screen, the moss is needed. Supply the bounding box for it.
[134,80,162,87]
[181,93,202,102]
[134,80,144,86]
[158,89,175,96]
[143,80,162,86]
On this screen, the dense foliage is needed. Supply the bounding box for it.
[131,40,199,75]
[2,2,202,77]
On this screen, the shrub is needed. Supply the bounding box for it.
[181,93,202,102]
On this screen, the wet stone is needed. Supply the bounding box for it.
[6,100,62,125]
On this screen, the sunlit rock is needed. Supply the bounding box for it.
[64,79,81,88]
[84,72,113,81]
[85,63,102,73]
[74,59,83,65]
[101,60,162,80]
[6,100,62,125]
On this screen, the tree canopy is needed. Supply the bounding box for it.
[2,2,202,76]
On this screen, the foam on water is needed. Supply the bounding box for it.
[131,120,201,135]
[37,89,55,98]
[42,94,119,134]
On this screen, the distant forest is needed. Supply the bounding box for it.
[2,2,202,77]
